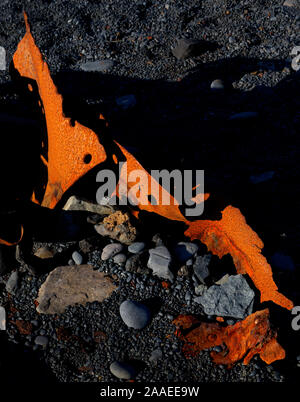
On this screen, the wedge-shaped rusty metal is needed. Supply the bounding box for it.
[173,309,286,366]
[11,13,293,312]
[12,13,107,208]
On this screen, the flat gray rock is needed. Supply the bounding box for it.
[194,274,254,319]
[147,246,174,281]
[6,271,19,294]
[149,348,163,362]
[80,59,114,72]
[36,265,117,314]
[113,253,127,265]
[128,242,145,254]
[120,300,151,329]
[34,335,49,347]
[193,254,211,283]
[172,38,202,60]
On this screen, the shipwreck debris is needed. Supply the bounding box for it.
[5,11,293,332]
[173,309,286,366]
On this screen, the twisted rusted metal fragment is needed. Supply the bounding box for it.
[12,12,107,208]
[185,208,293,310]
[114,142,293,310]
[11,13,293,311]
[173,309,286,366]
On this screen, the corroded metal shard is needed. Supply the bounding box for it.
[12,12,107,208]
[173,309,286,366]
[114,142,293,310]
[185,207,294,310]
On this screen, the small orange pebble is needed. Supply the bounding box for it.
[161,281,170,289]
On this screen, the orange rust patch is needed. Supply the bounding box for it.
[94,331,107,343]
[56,327,72,342]
[185,207,293,310]
[14,320,33,335]
[173,309,285,367]
[78,366,92,372]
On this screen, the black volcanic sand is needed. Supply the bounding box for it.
[0,0,299,385]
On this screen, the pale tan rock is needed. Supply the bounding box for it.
[215,274,230,285]
[34,246,55,259]
[94,211,137,245]
[36,264,117,314]
[63,195,114,215]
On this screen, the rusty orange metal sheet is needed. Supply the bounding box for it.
[12,13,107,208]
[173,309,286,366]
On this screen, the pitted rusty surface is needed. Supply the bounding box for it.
[185,207,294,310]
[173,309,286,366]
[12,13,107,208]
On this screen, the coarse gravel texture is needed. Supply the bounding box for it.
[0,238,289,383]
[0,0,299,385]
